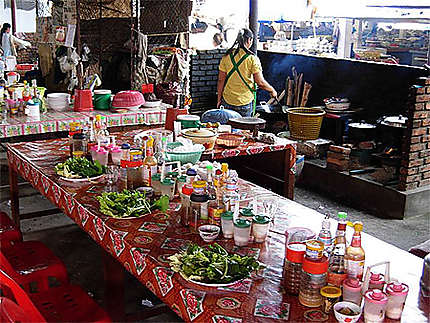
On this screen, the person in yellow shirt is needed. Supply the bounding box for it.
[217,28,277,117]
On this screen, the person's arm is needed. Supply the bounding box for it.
[217,70,227,108]
[254,71,277,98]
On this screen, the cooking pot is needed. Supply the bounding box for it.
[376,115,408,147]
[348,122,376,142]
[182,128,218,150]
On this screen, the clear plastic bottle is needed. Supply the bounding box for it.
[327,212,348,286]
[345,221,365,280]
[318,215,333,257]
[284,242,306,295]
[223,180,240,212]
[155,137,167,174]
[142,137,157,186]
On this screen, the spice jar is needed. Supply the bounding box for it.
[111,147,122,165]
[151,173,162,196]
[363,289,388,323]
[299,256,329,307]
[190,193,209,232]
[160,178,175,200]
[320,285,342,314]
[305,240,324,260]
[368,272,385,291]
[239,208,254,220]
[233,219,251,247]
[72,151,84,158]
[283,242,306,295]
[385,282,409,320]
[252,215,270,243]
[72,133,88,155]
[180,185,193,226]
[342,278,363,306]
[221,211,233,238]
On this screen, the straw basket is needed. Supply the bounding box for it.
[286,107,326,140]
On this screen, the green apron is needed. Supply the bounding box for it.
[224,53,257,116]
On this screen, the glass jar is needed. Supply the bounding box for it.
[160,178,175,200]
[190,193,209,232]
[221,211,233,238]
[320,285,342,314]
[151,173,162,196]
[363,289,388,323]
[299,256,329,307]
[252,215,270,243]
[342,278,363,306]
[233,219,251,247]
[72,133,88,155]
[192,180,207,195]
[283,242,306,295]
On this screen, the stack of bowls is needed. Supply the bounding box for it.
[47,93,70,112]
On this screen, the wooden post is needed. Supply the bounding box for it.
[249,0,258,54]
[8,162,20,227]
[11,0,16,33]
[75,0,81,54]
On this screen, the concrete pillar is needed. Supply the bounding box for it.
[337,18,353,58]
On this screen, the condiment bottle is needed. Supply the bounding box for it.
[142,137,157,186]
[121,143,130,161]
[320,285,342,314]
[345,221,365,280]
[299,256,329,307]
[72,133,88,155]
[318,215,333,257]
[342,278,363,306]
[221,211,234,238]
[305,240,324,260]
[223,180,239,212]
[252,215,270,243]
[190,192,209,232]
[221,163,229,186]
[186,168,197,185]
[385,282,409,320]
[283,242,306,295]
[180,185,193,226]
[327,212,348,286]
[368,272,385,291]
[233,219,251,247]
[363,289,388,323]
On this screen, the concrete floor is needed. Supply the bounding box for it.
[0,182,428,322]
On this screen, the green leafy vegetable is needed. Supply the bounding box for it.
[96,190,169,218]
[55,157,105,179]
[169,243,261,284]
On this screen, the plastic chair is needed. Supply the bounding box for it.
[0,212,22,249]
[0,271,111,322]
[0,241,68,294]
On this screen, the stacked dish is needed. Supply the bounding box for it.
[47,93,70,112]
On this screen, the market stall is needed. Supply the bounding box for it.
[5,134,427,322]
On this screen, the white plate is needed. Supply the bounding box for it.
[60,174,104,182]
[178,272,241,287]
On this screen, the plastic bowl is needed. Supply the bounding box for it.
[112,90,145,109]
[333,301,362,323]
[198,225,220,242]
[165,142,204,164]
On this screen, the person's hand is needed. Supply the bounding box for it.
[269,89,278,99]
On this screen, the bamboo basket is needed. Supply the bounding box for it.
[286,107,326,140]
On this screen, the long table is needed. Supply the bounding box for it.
[6,137,427,322]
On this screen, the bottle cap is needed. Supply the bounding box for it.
[206,165,213,171]
[181,185,193,196]
[192,180,207,189]
[161,137,167,142]
[252,215,270,224]
[190,193,208,203]
[369,272,384,284]
[151,173,161,181]
[186,168,197,176]
[167,171,179,178]
[221,211,233,220]
[386,282,409,296]
[121,143,130,149]
[353,221,363,232]
[233,219,251,228]
[161,178,174,186]
[364,289,388,304]
[320,286,342,298]
[239,208,254,218]
[343,278,362,291]
[221,163,228,172]
[302,256,329,275]
[286,242,306,263]
[73,133,86,140]
[337,212,347,219]
[177,175,187,183]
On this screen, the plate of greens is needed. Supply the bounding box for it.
[96,190,169,219]
[55,157,105,181]
[169,243,261,287]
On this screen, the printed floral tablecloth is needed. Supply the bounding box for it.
[0,108,166,139]
[6,134,425,322]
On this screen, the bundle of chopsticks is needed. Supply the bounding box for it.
[267,66,312,108]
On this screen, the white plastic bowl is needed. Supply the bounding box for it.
[333,301,362,323]
[198,225,220,242]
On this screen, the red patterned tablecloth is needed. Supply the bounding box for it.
[6,136,426,323]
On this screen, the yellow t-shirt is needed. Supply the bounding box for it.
[219,48,262,106]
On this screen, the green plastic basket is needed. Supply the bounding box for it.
[165,142,204,164]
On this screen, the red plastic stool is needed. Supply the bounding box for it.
[0,241,68,294]
[0,212,22,249]
[0,270,46,322]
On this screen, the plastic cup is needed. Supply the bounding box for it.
[233,219,251,247]
[221,211,233,238]
[252,215,270,243]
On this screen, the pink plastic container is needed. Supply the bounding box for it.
[111,147,122,165]
[343,278,363,306]
[368,272,385,290]
[385,282,409,320]
[94,148,108,166]
[363,289,388,323]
